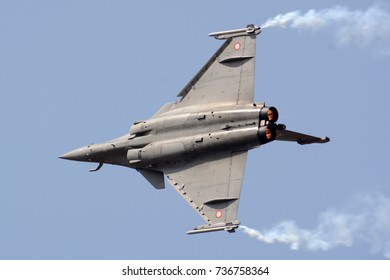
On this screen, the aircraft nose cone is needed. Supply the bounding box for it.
[59,147,90,162]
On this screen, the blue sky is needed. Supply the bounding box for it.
[1,0,389,259]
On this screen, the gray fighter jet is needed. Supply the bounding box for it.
[60,24,329,234]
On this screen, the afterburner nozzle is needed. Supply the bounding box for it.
[258,124,277,144]
[259,106,279,123]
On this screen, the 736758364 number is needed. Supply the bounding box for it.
[215,266,269,276]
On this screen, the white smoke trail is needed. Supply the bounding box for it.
[240,193,390,258]
[261,5,390,50]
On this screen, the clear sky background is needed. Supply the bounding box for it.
[1,0,389,259]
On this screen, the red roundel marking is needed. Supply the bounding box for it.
[234,42,241,50]
[215,210,223,218]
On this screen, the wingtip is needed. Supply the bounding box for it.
[186,223,239,234]
[208,24,261,39]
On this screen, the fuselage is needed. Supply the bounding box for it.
[60,102,279,171]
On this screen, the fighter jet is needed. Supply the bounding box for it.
[60,24,329,234]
